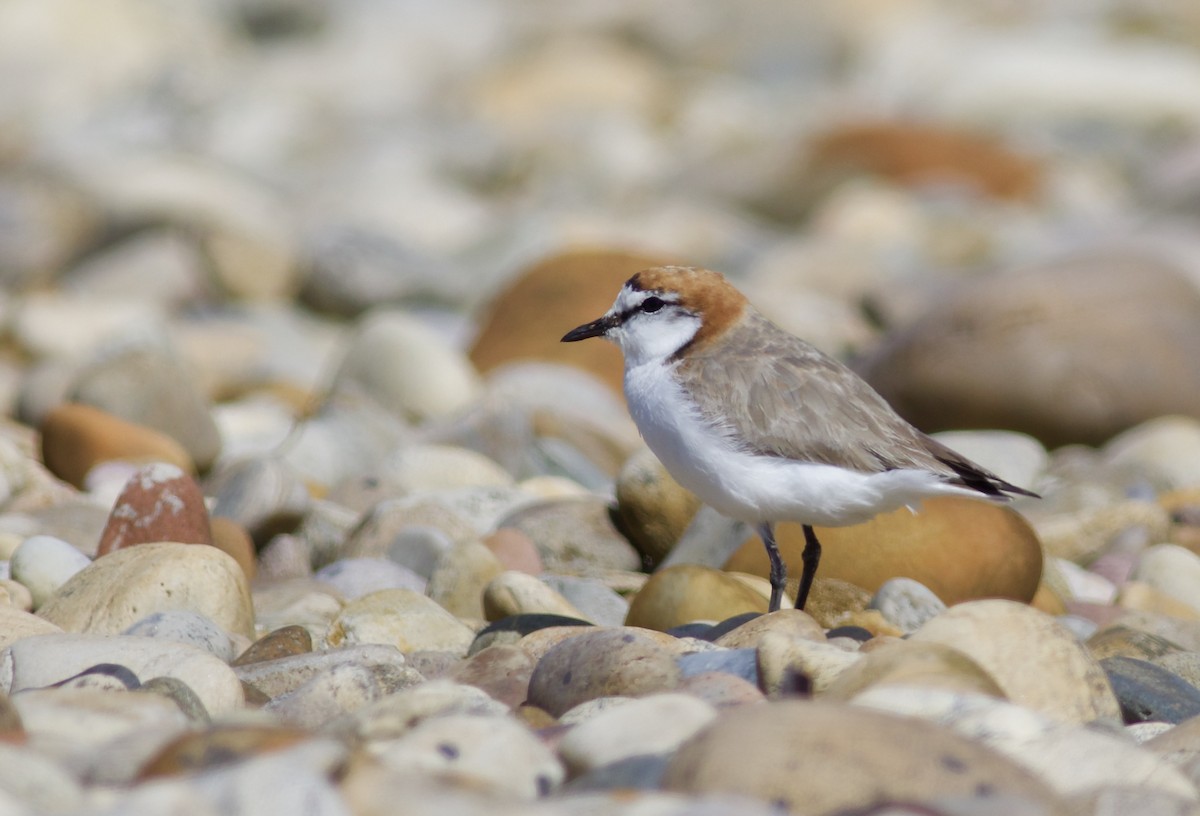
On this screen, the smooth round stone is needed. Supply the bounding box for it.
[0,579,33,612]
[528,628,682,717]
[483,571,589,622]
[1102,656,1200,724]
[9,534,91,609]
[482,528,543,575]
[469,614,592,655]
[69,340,222,470]
[677,648,758,686]
[0,742,84,813]
[349,679,509,742]
[1105,416,1200,491]
[538,574,629,627]
[869,577,948,634]
[278,396,411,495]
[39,403,194,489]
[497,496,642,574]
[677,671,765,708]
[0,605,62,649]
[265,661,424,729]
[232,643,409,700]
[824,640,1006,701]
[332,309,482,422]
[251,579,344,642]
[852,687,1196,799]
[757,631,862,696]
[625,565,769,631]
[1134,544,1200,615]
[232,625,313,667]
[208,516,257,582]
[1087,625,1183,662]
[139,724,314,781]
[662,700,1056,814]
[727,498,1043,605]
[802,578,872,630]
[377,444,514,495]
[314,558,427,600]
[711,609,825,650]
[558,693,718,776]
[372,713,563,798]
[96,464,213,555]
[909,599,1121,724]
[448,643,536,709]
[62,226,205,306]
[206,456,310,544]
[257,534,314,581]
[856,254,1200,448]
[468,248,676,394]
[1037,500,1170,564]
[426,540,505,621]
[38,541,254,639]
[341,496,478,564]
[324,589,475,656]
[1,633,243,715]
[123,611,237,662]
[613,447,702,568]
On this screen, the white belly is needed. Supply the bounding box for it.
[623,361,975,527]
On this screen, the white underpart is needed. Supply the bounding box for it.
[618,326,984,528]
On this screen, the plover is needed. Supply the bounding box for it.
[562,266,1037,612]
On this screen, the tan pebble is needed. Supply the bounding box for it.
[209,516,257,581]
[1036,501,1170,564]
[232,625,313,667]
[1030,581,1068,616]
[1119,581,1200,620]
[515,476,590,500]
[677,671,765,708]
[840,609,905,638]
[37,541,254,639]
[139,724,312,779]
[482,528,542,575]
[558,693,717,775]
[40,403,194,490]
[757,631,862,696]
[661,699,1057,815]
[824,639,1006,701]
[448,644,535,709]
[728,498,1043,606]
[799,578,871,630]
[624,565,768,632]
[482,571,588,622]
[516,626,598,663]
[909,599,1120,724]
[427,541,504,620]
[527,628,682,717]
[324,589,475,656]
[0,579,33,612]
[499,496,641,574]
[1086,625,1182,662]
[0,605,62,649]
[712,609,824,650]
[613,447,702,568]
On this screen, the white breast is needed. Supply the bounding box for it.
[623,360,978,527]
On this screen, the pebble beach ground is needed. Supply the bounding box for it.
[4,2,1200,815]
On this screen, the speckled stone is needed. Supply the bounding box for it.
[324,589,475,656]
[96,463,213,555]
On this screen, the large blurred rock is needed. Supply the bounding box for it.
[726,496,1043,605]
[858,253,1200,448]
[468,248,678,395]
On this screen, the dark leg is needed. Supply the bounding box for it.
[795,524,822,611]
[758,522,786,613]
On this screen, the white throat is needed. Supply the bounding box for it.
[606,290,702,368]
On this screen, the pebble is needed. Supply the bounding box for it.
[613,447,702,568]
[324,588,476,656]
[1133,544,1200,616]
[625,565,770,631]
[497,496,642,574]
[232,643,409,700]
[869,577,948,634]
[251,579,344,643]
[482,528,543,575]
[370,713,563,798]
[527,628,682,717]
[662,700,1058,813]
[1,633,242,715]
[558,693,718,776]
[232,625,313,667]
[427,540,505,620]
[68,339,222,471]
[208,516,257,581]
[1101,656,1200,724]
[332,309,482,422]
[123,610,238,662]
[206,455,311,544]
[824,639,1005,701]
[0,742,85,813]
[482,570,589,622]
[757,631,862,695]
[538,574,629,627]
[448,643,536,709]
[909,599,1122,724]
[39,402,195,489]
[265,660,423,729]
[348,679,509,743]
[9,533,91,609]
[0,605,62,649]
[726,498,1043,605]
[313,557,427,599]
[469,614,592,654]
[1105,416,1200,491]
[677,648,759,686]
[96,463,213,555]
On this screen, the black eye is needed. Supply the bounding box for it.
[640,296,665,314]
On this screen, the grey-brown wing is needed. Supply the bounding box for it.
[677,311,955,476]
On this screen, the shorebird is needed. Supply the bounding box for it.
[562,265,1037,612]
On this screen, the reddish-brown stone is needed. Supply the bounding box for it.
[96,464,213,556]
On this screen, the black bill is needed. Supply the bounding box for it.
[561,313,618,342]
